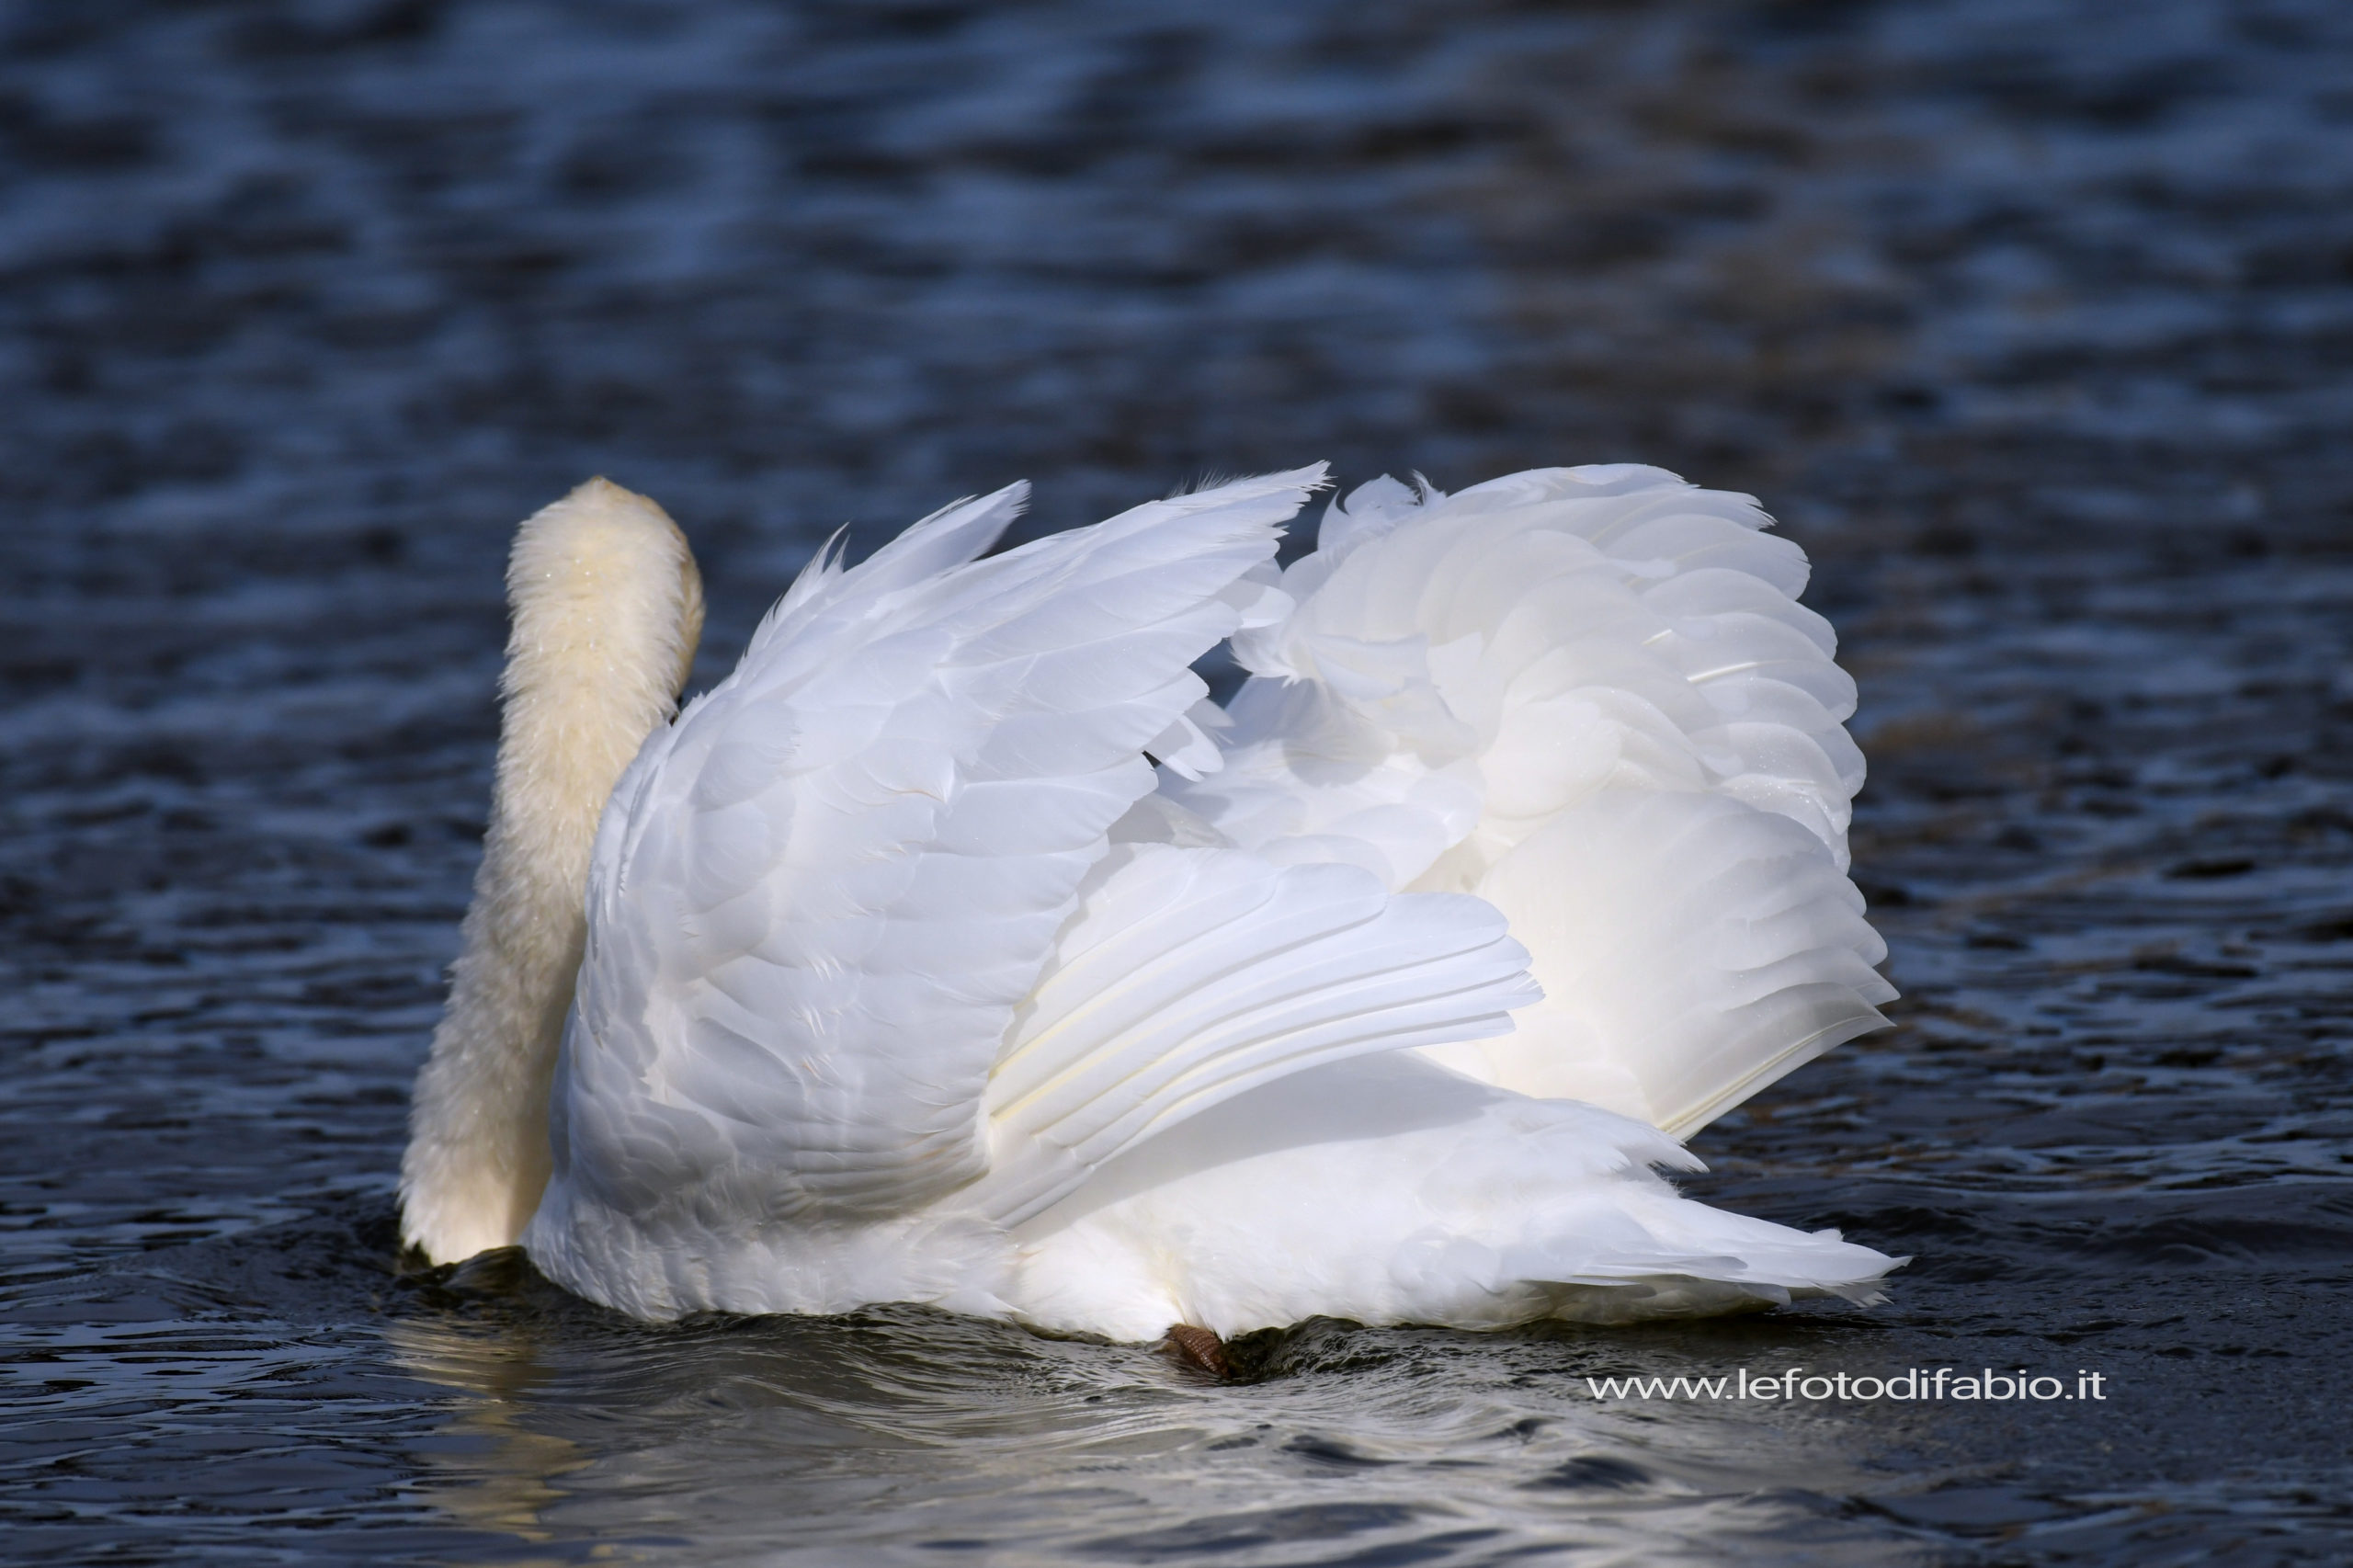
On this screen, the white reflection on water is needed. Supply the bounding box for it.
[382,1263,1927,1566]
[381,1314,586,1552]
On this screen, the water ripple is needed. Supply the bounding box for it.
[4,0,2351,1562]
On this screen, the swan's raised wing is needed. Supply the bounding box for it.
[1163,465,1893,1136]
[549,470,1322,1230]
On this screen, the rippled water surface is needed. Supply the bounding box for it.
[5,1,2352,1562]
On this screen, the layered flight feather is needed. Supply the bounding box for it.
[543,472,1323,1234]
[1162,465,1895,1134]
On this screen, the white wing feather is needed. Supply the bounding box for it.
[547,469,1325,1234]
[1165,464,1893,1135]
[969,842,1540,1226]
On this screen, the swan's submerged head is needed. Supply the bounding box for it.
[400,478,703,1267]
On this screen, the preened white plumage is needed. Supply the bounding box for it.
[399,463,1901,1346]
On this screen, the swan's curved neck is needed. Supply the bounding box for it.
[400,480,703,1265]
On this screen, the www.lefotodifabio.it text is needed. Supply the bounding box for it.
[1584,1369,2109,1402]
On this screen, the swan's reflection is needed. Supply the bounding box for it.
[376,1272,1929,1565]
[381,1287,584,1551]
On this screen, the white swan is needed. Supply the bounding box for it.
[400,464,1899,1347]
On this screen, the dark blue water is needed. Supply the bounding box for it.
[4,1,2350,1562]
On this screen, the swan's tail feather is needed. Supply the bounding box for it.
[1009,1052,1902,1341]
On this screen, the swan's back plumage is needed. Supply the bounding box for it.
[514,463,1900,1330]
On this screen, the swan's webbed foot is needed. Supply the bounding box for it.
[1164,1324,1232,1379]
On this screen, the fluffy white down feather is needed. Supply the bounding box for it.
[514,464,1901,1334]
